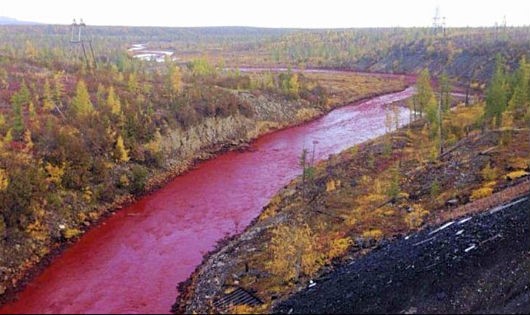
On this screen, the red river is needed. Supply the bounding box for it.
[1,86,414,314]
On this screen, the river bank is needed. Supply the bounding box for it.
[175,100,530,313]
[0,72,408,313]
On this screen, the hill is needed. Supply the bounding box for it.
[0,17,40,25]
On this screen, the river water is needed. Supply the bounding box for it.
[0,86,414,314]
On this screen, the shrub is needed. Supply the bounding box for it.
[508,157,529,170]
[481,162,498,181]
[326,237,352,260]
[266,223,319,281]
[470,187,493,201]
[504,170,529,180]
[404,204,429,229]
[62,228,82,239]
[130,164,149,194]
[362,229,383,240]
[430,179,440,198]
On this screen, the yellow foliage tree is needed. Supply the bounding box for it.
[71,79,94,117]
[45,162,65,186]
[0,168,8,191]
[169,66,181,95]
[145,129,163,154]
[267,223,319,281]
[23,129,34,152]
[114,135,130,162]
[127,73,138,93]
[288,73,300,97]
[28,101,37,120]
[106,86,122,115]
[24,40,37,60]
[42,79,55,111]
[3,129,13,145]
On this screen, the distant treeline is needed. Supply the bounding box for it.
[1,25,530,82]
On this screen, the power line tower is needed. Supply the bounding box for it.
[432,6,446,36]
[70,18,97,69]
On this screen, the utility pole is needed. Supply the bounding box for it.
[70,18,97,69]
[432,6,446,37]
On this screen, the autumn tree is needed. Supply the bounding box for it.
[10,81,31,139]
[439,73,451,113]
[415,68,434,117]
[28,101,36,122]
[95,83,106,108]
[127,72,139,94]
[70,80,94,118]
[485,54,508,128]
[437,73,451,154]
[267,223,319,281]
[508,56,529,125]
[0,168,8,191]
[299,144,316,201]
[0,114,5,131]
[188,58,215,77]
[0,67,7,89]
[114,134,130,163]
[42,79,55,111]
[425,93,439,135]
[53,72,65,108]
[288,73,300,98]
[424,89,444,156]
[24,40,37,60]
[106,86,121,115]
[165,59,181,101]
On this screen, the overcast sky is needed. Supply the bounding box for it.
[1,0,529,28]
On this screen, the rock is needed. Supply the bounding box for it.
[446,199,458,207]
[283,188,297,197]
[214,261,225,268]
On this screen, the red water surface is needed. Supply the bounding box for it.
[0,87,414,314]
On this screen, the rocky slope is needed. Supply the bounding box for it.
[276,194,530,314]
[156,93,320,181]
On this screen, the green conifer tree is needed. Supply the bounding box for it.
[485,54,508,128]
